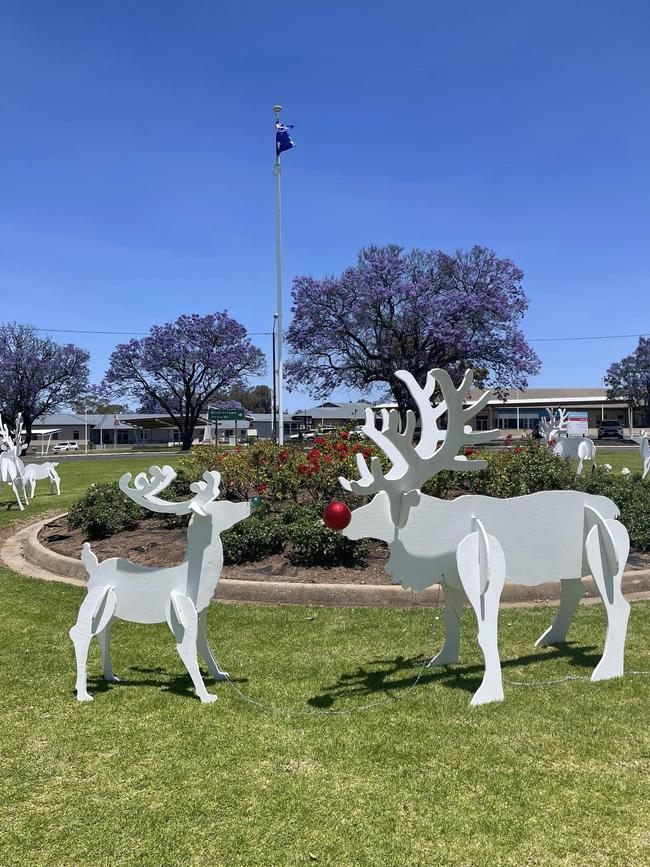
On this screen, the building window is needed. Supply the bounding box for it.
[52,432,59,440]
[73,430,80,440]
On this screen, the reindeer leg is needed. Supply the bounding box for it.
[427,580,464,667]
[585,517,630,681]
[69,586,116,701]
[167,593,217,704]
[197,608,229,681]
[535,579,585,647]
[456,523,506,706]
[97,617,119,682]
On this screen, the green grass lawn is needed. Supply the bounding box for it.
[0,568,648,866]
[0,449,648,865]
[594,447,644,474]
[0,455,182,531]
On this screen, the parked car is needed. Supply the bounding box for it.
[52,441,80,452]
[597,420,624,441]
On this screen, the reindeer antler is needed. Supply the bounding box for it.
[339,368,499,527]
[119,465,221,516]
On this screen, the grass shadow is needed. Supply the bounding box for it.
[307,642,601,708]
[86,664,249,700]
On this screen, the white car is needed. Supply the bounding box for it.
[52,441,80,452]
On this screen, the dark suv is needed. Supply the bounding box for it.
[597,420,624,440]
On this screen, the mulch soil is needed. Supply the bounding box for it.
[39,516,394,585]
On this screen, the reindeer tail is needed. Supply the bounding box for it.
[81,542,99,575]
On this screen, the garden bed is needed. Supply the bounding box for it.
[39,515,394,585]
[38,514,650,583]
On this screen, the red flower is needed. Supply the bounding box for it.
[323,454,332,463]
[235,446,242,453]
[514,447,522,455]
[278,450,288,463]
[256,483,267,494]
[504,433,512,444]
[308,448,321,461]
[464,447,474,457]
[314,436,326,446]
[548,438,556,447]
[340,430,349,439]
[297,464,311,476]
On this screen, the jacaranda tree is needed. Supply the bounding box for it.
[605,337,650,426]
[104,312,266,450]
[0,323,90,443]
[285,245,540,413]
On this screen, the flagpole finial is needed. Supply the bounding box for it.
[273,104,282,115]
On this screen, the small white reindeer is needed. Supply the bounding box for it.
[540,408,595,475]
[0,413,27,510]
[22,461,61,497]
[339,369,630,706]
[69,465,250,703]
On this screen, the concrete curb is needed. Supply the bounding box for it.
[3,514,650,609]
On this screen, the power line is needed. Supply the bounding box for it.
[528,333,646,343]
[33,326,645,343]
[34,327,273,336]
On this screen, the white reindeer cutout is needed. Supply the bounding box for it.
[540,407,595,475]
[69,465,250,703]
[632,431,649,480]
[0,414,27,510]
[339,369,630,706]
[23,461,61,497]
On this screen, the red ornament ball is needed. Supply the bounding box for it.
[323,501,352,531]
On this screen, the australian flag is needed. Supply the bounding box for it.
[276,122,295,157]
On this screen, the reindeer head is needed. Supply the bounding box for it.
[540,408,568,444]
[119,464,233,519]
[339,368,499,529]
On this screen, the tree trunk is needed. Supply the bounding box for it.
[180,427,194,451]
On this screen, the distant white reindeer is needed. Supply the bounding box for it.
[69,465,250,703]
[0,414,27,510]
[633,431,649,480]
[540,407,595,474]
[339,369,630,706]
[22,461,61,497]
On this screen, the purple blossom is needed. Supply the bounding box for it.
[285,245,540,409]
[104,312,265,450]
[0,323,90,442]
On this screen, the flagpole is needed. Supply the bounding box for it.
[273,104,284,446]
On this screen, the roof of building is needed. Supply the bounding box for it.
[33,413,86,426]
[306,402,373,421]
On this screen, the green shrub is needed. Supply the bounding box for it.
[222,514,286,565]
[285,513,368,568]
[68,482,143,540]
[581,469,650,551]
[422,438,580,500]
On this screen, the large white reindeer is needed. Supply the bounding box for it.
[339,370,630,706]
[69,465,250,703]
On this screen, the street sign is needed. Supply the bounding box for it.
[208,408,246,423]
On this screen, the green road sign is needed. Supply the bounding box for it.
[208,408,246,422]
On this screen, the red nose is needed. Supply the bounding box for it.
[323,501,352,531]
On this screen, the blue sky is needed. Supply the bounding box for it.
[1,1,648,409]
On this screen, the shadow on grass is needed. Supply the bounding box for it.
[307,642,601,709]
[86,664,249,700]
